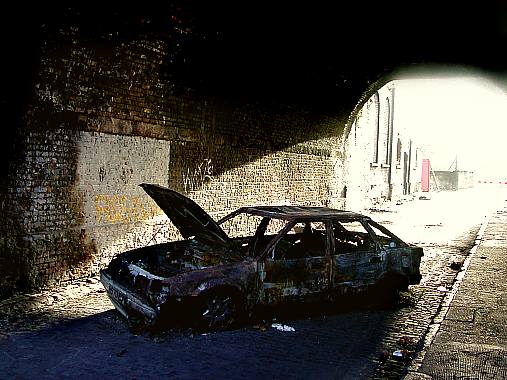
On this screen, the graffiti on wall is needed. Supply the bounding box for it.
[95,194,162,224]
[183,158,214,193]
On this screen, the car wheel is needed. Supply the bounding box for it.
[199,291,241,331]
[369,274,405,308]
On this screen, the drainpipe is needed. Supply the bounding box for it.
[387,87,395,200]
[407,139,412,194]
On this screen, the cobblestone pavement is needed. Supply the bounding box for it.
[0,187,505,379]
[405,195,507,379]
[364,187,505,379]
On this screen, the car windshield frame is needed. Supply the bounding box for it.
[365,219,407,248]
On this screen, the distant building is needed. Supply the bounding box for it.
[417,148,475,191]
[344,82,420,211]
[430,170,475,191]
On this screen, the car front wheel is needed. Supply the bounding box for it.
[199,290,242,331]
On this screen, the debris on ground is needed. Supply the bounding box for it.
[392,349,413,362]
[0,275,111,335]
[392,350,404,360]
[271,323,295,332]
[379,349,390,362]
[398,291,418,307]
[116,349,128,357]
[449,260,463,270]
[424,223,443,228]
[397,336,414,347]
[253,323,269,332]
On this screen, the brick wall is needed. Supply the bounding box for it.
[0,24,347,296]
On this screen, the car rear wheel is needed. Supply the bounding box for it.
[369,273,407,308]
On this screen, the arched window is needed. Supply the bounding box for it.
[372,92,380,163]
[385,97,391,165]
[396,135,402,165]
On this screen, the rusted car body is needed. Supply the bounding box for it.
[100,184,423,331]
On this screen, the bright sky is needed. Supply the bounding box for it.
[394,76,507,179]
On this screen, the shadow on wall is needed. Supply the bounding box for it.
[0,200,98,301]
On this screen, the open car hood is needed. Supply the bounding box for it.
[139,183,231,246]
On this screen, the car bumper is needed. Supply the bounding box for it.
[100,270,158,325]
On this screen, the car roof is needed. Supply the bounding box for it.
[232,206,368,221]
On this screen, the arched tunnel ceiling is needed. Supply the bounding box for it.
[173,1,507,109]
[2,1,507,115]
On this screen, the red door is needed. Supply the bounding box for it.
[421,159,430,192]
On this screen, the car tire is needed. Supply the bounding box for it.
[199,290,243,331]
[369,274,406,308]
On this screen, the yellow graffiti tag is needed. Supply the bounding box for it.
[95,194,162,224]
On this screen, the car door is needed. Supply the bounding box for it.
[365,219,422,286]
[331,219,384,291]
[259,220,332,304]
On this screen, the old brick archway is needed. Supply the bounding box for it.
[1,3,506,296]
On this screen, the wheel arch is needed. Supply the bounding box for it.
[192,279,244,298]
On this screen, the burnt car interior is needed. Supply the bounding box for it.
[222,213,386,260]
[111,213,406,287]
[218,211,404,261]
[333,220,375,253]
[266,221,328,260]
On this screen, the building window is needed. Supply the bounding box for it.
[385,97,391,165]
[396,136,402,165]
[372,92,380,163]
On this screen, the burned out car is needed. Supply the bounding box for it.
[100,184,423,331]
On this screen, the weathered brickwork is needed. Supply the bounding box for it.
[0,23,347,295]
[1,127,97,294]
